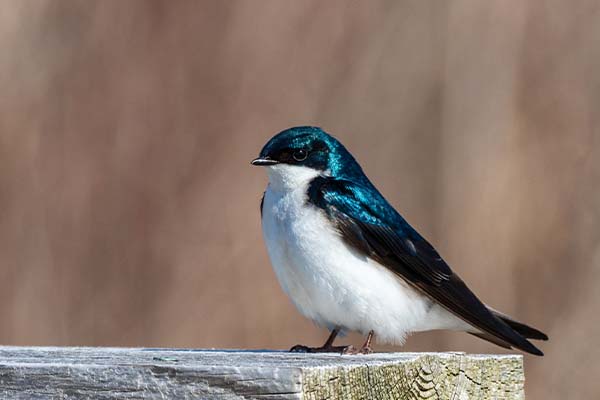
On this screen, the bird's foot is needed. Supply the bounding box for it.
[289,344,356,354]
[341,345,373,355]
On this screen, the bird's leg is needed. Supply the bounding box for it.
[341,330,375,355]
[359,330,374,354]
[289,329,356,354]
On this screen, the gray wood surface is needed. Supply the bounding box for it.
[0,346,524,399]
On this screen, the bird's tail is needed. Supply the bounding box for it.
[491,308,548,341]
[468,308,548,355]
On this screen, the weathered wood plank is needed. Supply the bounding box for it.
[0,347,524,399]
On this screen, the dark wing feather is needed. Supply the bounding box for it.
[308,177,544,356]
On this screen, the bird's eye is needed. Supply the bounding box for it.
[292,149,308,161]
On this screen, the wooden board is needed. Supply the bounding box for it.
[0,347,524,399]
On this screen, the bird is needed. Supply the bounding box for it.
[251,126,548,355]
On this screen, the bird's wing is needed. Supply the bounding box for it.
[307,177,543,355]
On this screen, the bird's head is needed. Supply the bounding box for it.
[252,126,365,190]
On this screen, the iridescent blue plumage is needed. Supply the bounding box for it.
[264,127,447,251]
[254,126,547,355]
[257,126,370,185]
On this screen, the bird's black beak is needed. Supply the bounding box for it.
[251,157,278,166]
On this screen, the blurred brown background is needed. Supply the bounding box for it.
[1,1,599,398]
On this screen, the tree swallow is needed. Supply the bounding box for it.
[252,126,548,355]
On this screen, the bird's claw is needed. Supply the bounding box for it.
[289,344,312,353]
[289,344,355,354]
[341,345,372,355]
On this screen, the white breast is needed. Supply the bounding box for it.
[260,164,469,344]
